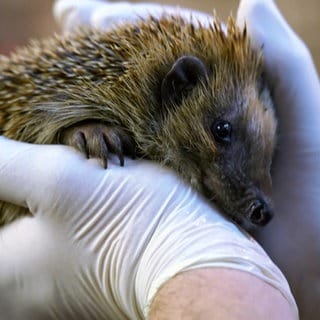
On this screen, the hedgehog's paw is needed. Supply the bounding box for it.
[60,122,136,168]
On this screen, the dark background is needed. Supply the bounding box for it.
[0,0,319,72]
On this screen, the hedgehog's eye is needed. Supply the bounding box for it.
[211,120,232,144]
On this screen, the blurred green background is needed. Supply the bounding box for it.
[0,0,319,71]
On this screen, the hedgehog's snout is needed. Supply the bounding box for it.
[248,198,273,226]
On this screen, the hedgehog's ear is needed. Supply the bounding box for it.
[161,56,208,107]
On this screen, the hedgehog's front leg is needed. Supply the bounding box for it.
[60,122,136,168]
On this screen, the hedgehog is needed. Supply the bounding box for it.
[0,14,277,230]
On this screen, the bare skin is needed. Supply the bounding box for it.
[149,268,295,320]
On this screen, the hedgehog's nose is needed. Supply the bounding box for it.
[248,199,273,226]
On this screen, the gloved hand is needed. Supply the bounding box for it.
[237,1,320,318]
[0,137,297,319]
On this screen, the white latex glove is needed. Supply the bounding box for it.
[0,137,298,319]
[237,1,320,318]
[54,0,213,32]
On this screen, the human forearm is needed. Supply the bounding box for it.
[149,268,295,320]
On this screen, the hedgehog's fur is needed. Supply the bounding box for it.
[0,15,277,229]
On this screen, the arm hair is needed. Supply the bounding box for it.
[148,268,296,320]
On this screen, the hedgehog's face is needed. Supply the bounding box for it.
[161,55,277,230]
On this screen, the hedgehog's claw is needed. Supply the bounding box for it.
[74,131,89,159]
[60,122,136,168]
[98,131,110,169]
[101,128,124,167]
